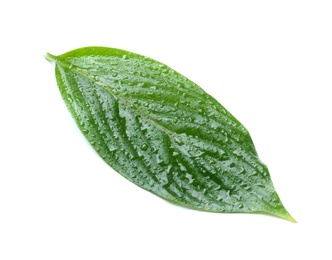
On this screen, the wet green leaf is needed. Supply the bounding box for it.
[46,47,295,222]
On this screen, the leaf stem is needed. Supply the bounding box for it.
[45,53,58,63]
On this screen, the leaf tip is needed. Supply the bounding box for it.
[285,214,297,223]
[275,209,297,223]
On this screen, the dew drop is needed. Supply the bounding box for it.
[235,202,244,209]
[109,146,118,152]
[141,144,148,151]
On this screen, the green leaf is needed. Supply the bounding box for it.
[46,47,295,222]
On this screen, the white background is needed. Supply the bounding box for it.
[1,0,331,259]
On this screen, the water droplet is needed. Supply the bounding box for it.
[235,202,244,209]
[109,146,117,152]
[185,173,194,184]
[141,144,148,151]
[156,154,164,165]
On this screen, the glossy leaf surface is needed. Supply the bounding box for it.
[46,47,294,221]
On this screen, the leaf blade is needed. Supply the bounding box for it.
[47,47,294,221]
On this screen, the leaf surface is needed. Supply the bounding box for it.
[46,47,294,221]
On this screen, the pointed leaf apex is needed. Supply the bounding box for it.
[285,214,297,223]
[274,208,297,223]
